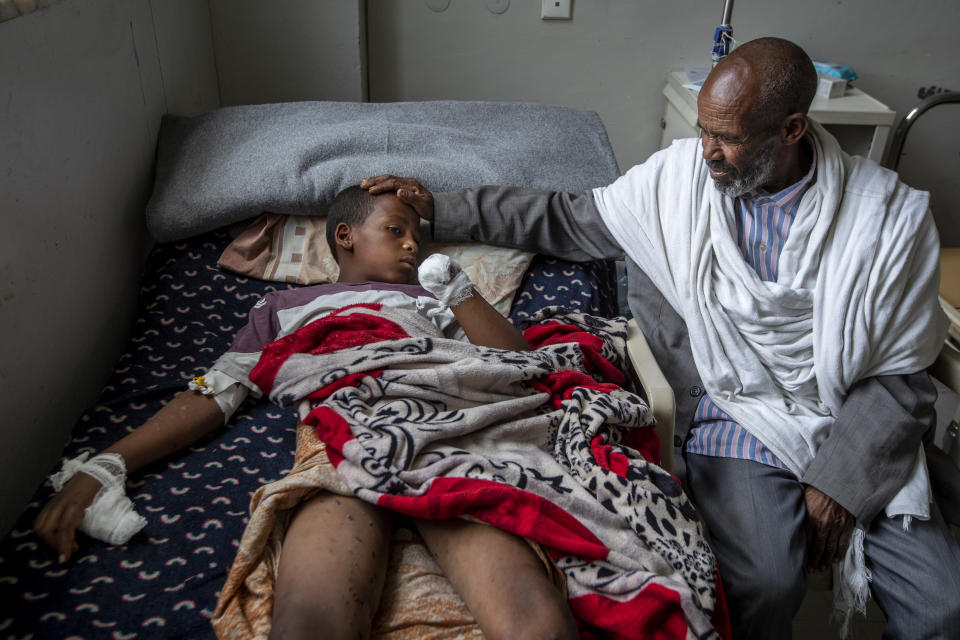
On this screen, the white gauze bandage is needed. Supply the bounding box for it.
[417,253,474,308]
[49,452,147,546]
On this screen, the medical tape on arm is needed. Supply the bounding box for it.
[189,368,250,422]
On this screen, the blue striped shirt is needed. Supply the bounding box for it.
[685,149,817,469]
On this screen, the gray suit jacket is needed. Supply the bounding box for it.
[432,186,938,524]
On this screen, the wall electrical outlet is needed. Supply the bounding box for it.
[541,0,572,20]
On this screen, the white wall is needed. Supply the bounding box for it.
[209,0,366,106]
[367,0,960,244]
[0,0,218,536]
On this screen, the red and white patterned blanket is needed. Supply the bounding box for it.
[249,305,727,639]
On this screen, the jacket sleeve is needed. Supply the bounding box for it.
[432,186,624,263]
[801,371,937,523]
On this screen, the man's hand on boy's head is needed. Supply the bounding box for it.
[361,175,435,221]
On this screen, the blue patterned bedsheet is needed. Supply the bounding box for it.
[0,230,617,639]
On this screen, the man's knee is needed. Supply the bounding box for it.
[865,506,960,637]
[873,559,960,639]
[880,596,960,640]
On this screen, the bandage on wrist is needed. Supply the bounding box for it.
[418,253,475,308]
[49,452,147,546]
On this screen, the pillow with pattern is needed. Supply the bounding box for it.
[218,213,534,316]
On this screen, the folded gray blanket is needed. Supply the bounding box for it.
[146,100,620,241]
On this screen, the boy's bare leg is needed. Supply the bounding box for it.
[269,492,392,640]
[417,518,578,640]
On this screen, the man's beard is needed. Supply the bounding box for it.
[707,136,778,197]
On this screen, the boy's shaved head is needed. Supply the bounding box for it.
[326,185,377,263]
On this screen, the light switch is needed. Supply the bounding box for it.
[541,0,572,20]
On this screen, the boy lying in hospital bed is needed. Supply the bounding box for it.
[35,186,724,639]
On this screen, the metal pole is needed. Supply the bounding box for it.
[721,0,735,26]
[711,0,735,65]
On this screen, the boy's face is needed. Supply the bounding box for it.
[335,194,421,284]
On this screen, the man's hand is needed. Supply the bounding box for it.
[803,485,855,572]
[361,175,435,221]
[34,472,102,563]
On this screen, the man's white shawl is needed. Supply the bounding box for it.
[592,121,947,499]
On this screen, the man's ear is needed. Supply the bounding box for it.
[334,222,353,252]
[780,113,808,146]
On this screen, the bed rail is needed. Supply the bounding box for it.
[884,91,960,171]
[625,318,676,473]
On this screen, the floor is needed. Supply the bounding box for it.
[793,572,886,639]
[792,524,960,639]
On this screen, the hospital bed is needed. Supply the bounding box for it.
[0,100,683,639]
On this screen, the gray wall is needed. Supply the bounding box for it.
[209,0,366,105]
[0,0,219,536]
[0,0,370,538]
[368,0,959,244]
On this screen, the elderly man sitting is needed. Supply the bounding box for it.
[364,37,960,639]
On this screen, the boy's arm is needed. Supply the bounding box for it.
[418,254,528,351]
[449,291,529,351]
[34,391,224,563]
[35,290,286,562]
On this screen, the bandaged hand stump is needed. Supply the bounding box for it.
[49,452,147,546]
[417,253,475,308]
